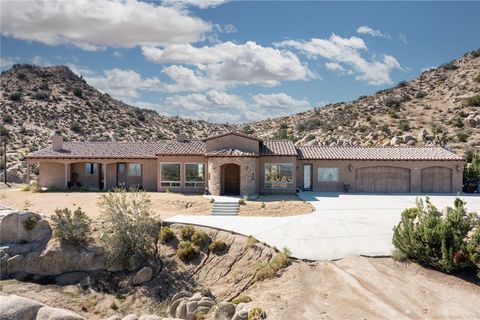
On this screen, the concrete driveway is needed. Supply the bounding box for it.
[165,193,480,261]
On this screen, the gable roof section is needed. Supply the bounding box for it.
[27,142,164,159]
[261,140,297,156]
[202,131,263,142]
[205,148,257,157]
[157,139,206,156]
[296,146,463,161]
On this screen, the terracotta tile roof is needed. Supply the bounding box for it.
[202,131,263,142]
[261,140,297,156]
[157,140,206,155]
[205,148,257,157]
[27,142,164,159]
[296,146,464,161]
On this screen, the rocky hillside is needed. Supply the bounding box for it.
[237,49,480,156]
[0,64,228,181]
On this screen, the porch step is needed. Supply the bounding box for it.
[211,201,240,215]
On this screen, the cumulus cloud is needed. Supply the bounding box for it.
[0,0,211,51]
[252,93,309,110]
[276,34,402,85]
[325,62,345,72]
[162,0,229,9]
[356,26,389,38]
[142,41,313,91]
[0,56,20,68]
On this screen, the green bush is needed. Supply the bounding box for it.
[2,114,13,124]
[466,227,480,269]
[440,60,458,70]
[209,240,228,253]
[457,131,469,143]
[474,74,480,83]
[159,226,175,243]
[247,235,258,248]
[70,122,82,133]
[392,197,479,273]
[23,215,40,231]
[384,97,401,110]
[32,91,48,100]
[415,91,427,99]
[391,248,408,262]
[51,207,92,248]
[9,92,21,101]
[98,189,161,267]
[73,87,83,97]
[231,295,252,305]
[179,225,195,240]
[462,94,480,107]
[191,230,211,247]
[248,307,266,320]
[239,199,246,205]
[398,120,410,132]
[242,125,254,134]
[177,240,200,262]
[256,248,291,280]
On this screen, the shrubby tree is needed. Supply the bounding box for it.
[98,189,161,268]
[393,197,479,273]
[51,207,92,248]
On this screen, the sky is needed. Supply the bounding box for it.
[1,0,479,123]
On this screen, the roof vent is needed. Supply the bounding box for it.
[176,134,186,143]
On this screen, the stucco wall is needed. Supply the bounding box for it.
[39,162,65,188]
[157,155,207,193]
[297,159,464,193]
[207,157,257,196]
[259,156,298,194]
[205,135,260,154]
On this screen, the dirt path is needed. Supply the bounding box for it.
[244,256,480,319]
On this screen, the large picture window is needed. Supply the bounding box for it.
[318,168,339,182]
[85,163,97,175]
[265,163,294,189]
[160,163,181,187]
[185,163,205,188]
[128,163,142,177]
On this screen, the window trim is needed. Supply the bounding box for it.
[184,162,206,188]
[85,162,98,176]
[160,162,182,188]
[317,167,340,182]
[264,163,294,189]
[128,163,142,177]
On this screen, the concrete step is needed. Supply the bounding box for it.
[211,201,239,215]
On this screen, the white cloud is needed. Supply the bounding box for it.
[325,62,345,72]
[276,34,402,85]
[142,41,313,91]
[1,0,211,51]
[112,51,123,58]
[252,93,309,110]
[0,57,19,68]
[162,0,229,9]
[356,26,389,38]
[399,33,408,44]
[32,55,52,66]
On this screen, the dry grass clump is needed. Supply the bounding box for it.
[255,248,291,280]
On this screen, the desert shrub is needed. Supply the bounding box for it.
[209,240,228,253]
[260,202,265,209]
[21,180,40,192]
[388,110,398,119]
[23,215,40,231]
[391,248,408,262]
[462,94,480,107]
[0,125,9,137]
[177,240,200,262]
[70,122,82,133]
[231,295,252,305]
[2,114,13,124]
[415,91,427,99]
[51,207,92,248]
[397,80,408,88]
[466,227,480,269]
[191,230,211,247]
[304,134,316,142]
[98,189,161,267]
[256,248,291,280]
[239,199,246,205]
[179,225,195,240]
[440,61,458,70]
[73,87,83,98]
[32,91,48,100]
[384,97,401,110]
[398,120,410,132]
[457,131,469,143]
[392,197,479,273]
[247,235,258,248]
[248,307,266,320]
[9,92,21,101]
[242,125,254,134]
[474,74,480,83]
[159,226,175,244]
[448,116,464,128]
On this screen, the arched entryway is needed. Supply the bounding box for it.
[221,163,240,195]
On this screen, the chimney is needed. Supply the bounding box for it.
[52,130,63,151]
[176,134,186,143]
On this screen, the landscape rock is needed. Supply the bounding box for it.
[214,301,236,320]
[132,267,153,285]
[0,294,45,320]
[0,210,52,245]
[122,314,138,320]
[106,316,122,320]
[36,306,86,320]
[6,254,24,274]
[231,309,248,320]
[390,136,402,146]
[138,315,163,320]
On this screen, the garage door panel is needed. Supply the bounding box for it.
[421,167,452,193]
[356,166,411,193]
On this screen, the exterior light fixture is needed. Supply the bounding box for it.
[348,164,353,171]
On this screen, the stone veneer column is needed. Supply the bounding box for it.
[207,157,257,196]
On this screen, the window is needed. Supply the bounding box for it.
[85,163,97,175]
[128,163,142,177]
[185,163,205,188]
[160,163,181,187]
[265,163,294,189]
[318,168,339,182]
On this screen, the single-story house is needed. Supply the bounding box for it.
[26,131,464,196]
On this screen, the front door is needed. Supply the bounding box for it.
[303,164,313,191]
[223,164,240,195]
[117,163,127,188]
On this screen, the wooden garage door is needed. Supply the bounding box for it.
[356,166,411,193]
[421,167,452,193]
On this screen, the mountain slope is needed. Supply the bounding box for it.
[236,49,480,155]
[0,64,228,181]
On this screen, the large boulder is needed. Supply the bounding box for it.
[214,302,236,320]
[0,294,45,320]
[36,306,85,320]
[390,136,402,146]
[132,267,153,286]
[138,315,163,320]
[0,210,51,245]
